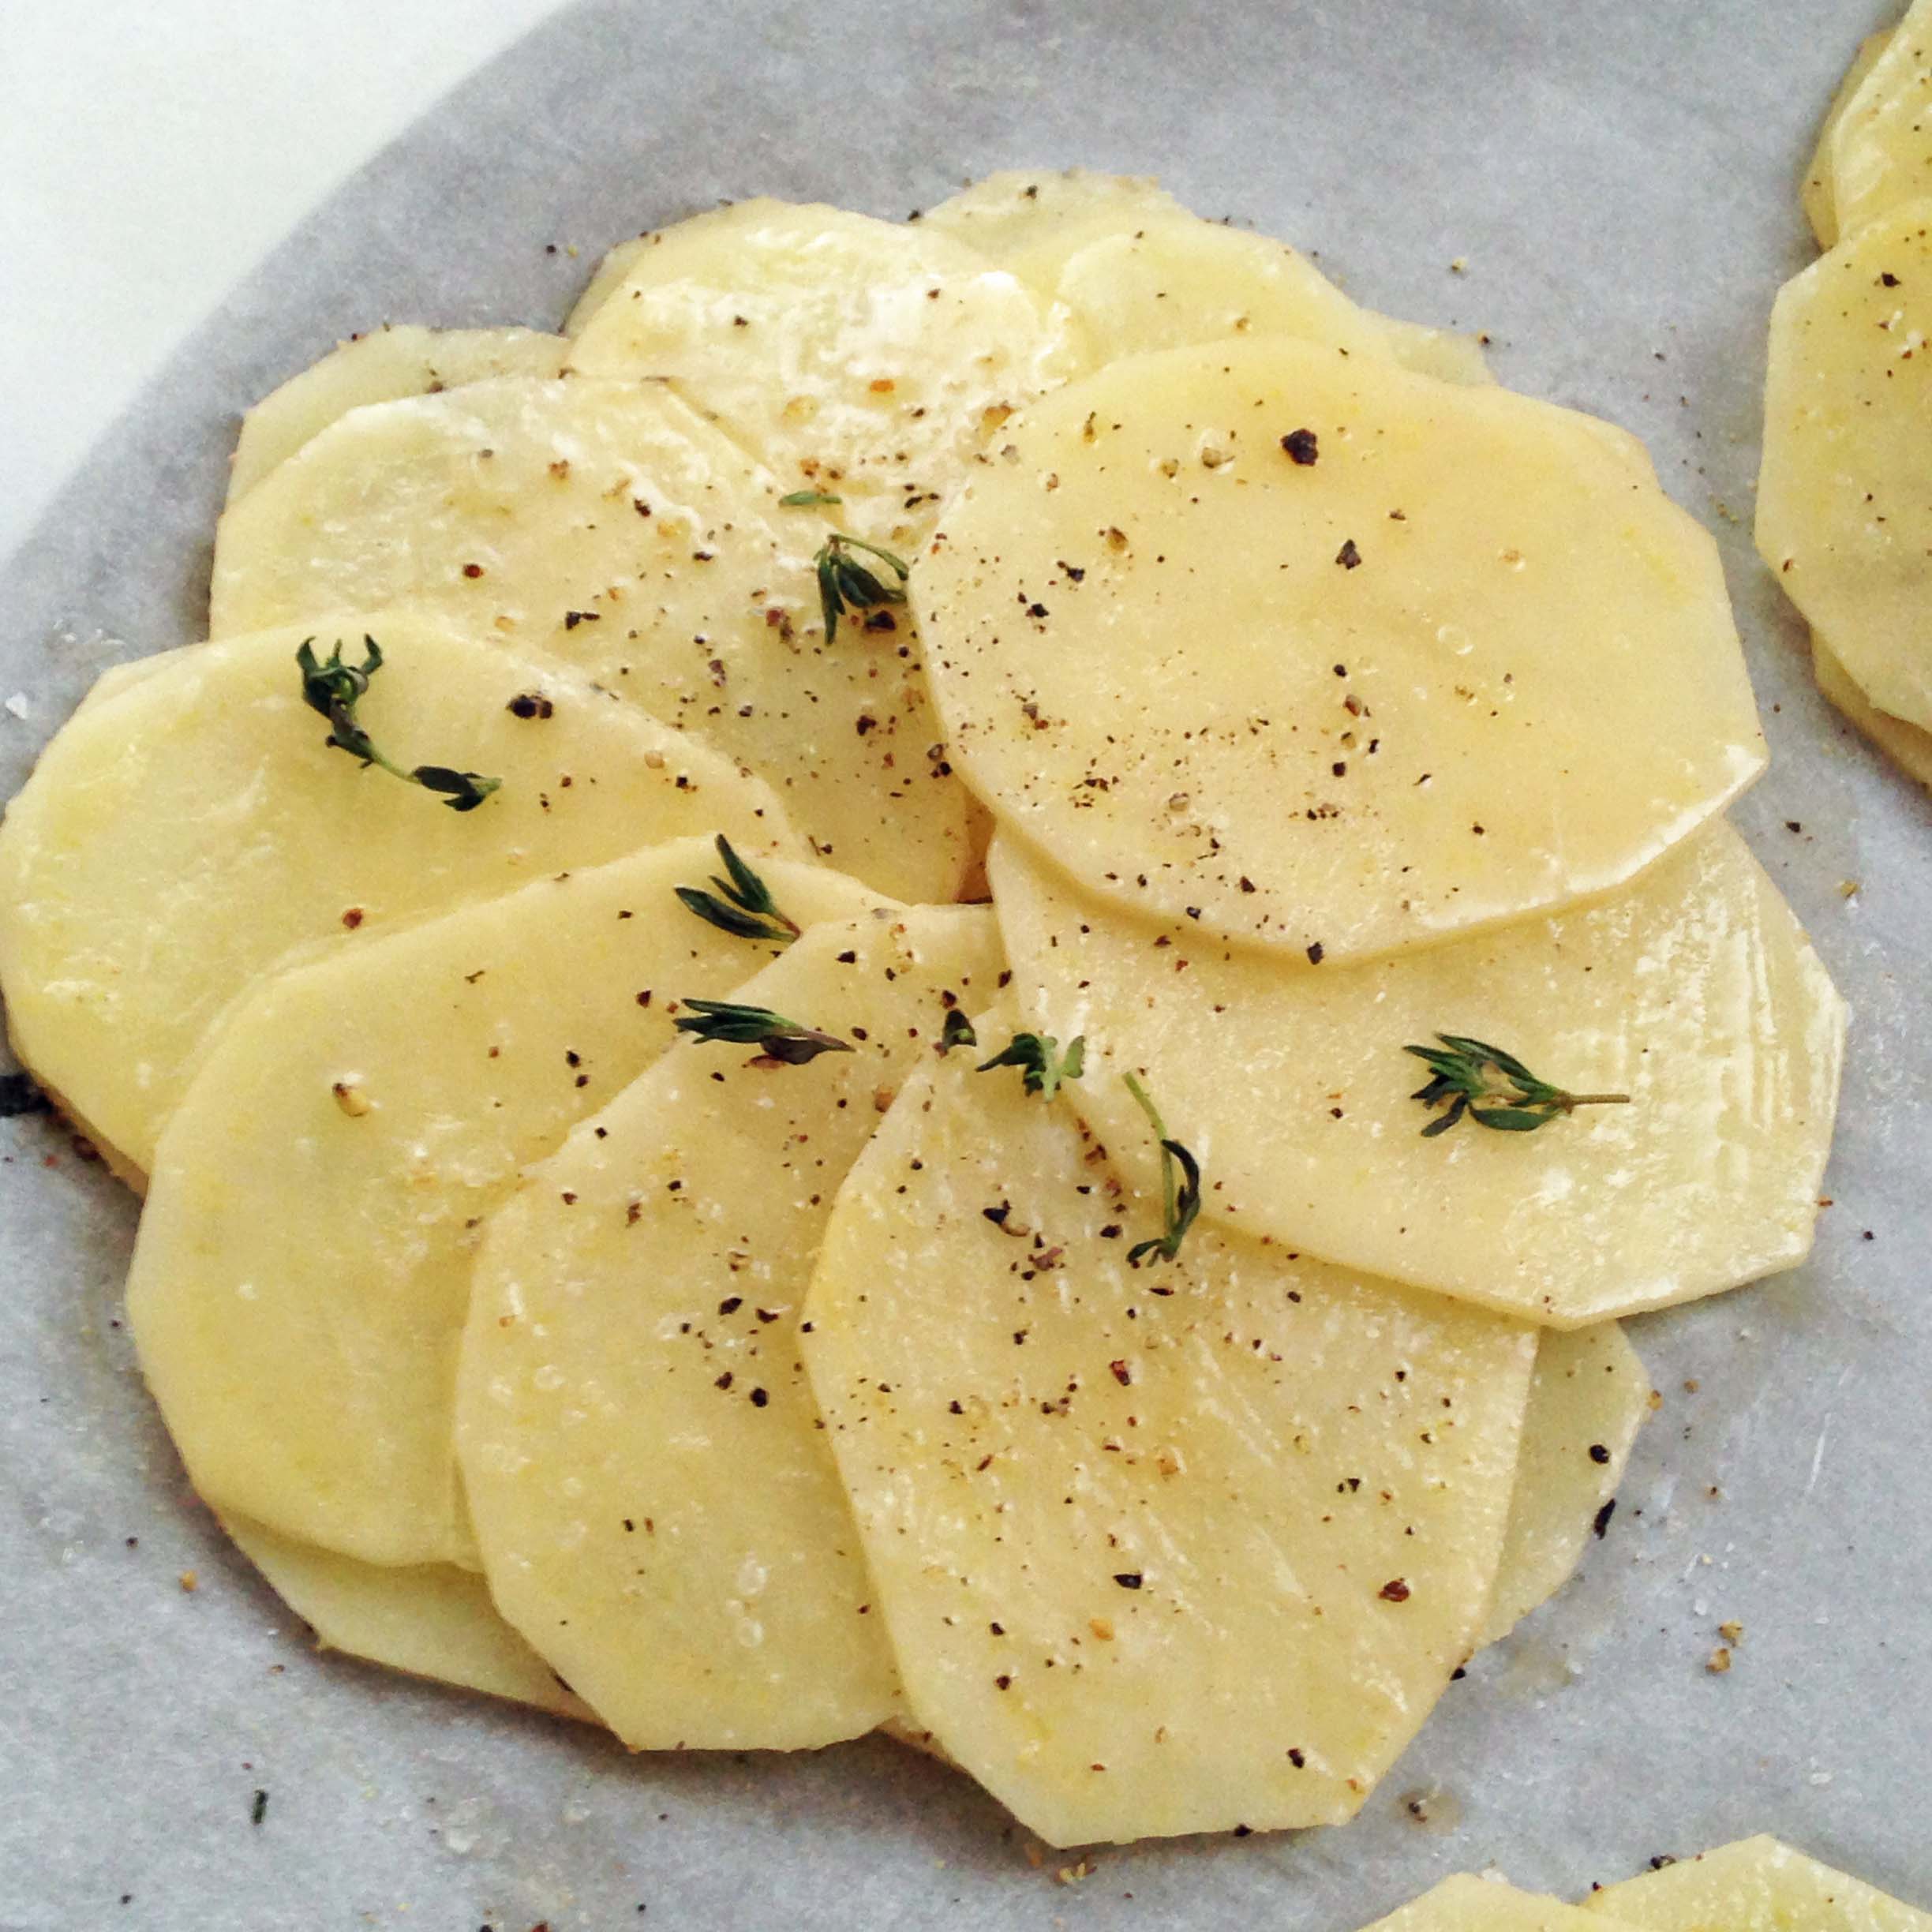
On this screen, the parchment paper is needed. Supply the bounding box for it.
[3,2,1929,1926]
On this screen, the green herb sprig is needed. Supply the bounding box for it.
[1405,1034,1631,1138]
[673,998,853,1065]
[814,533,910,642]
[976,1031,1085,1100]
[675,836,801,946]
[1121,1072,1202,1267]
[297,638,500,811]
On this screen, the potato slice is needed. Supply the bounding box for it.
[1828,2,1932,240]
[1759,206,1932,732]
[564,199,1080,544]
[458,905,1002,1750]
[1366,1876,1634,1932]
[801,1013,1536,1845]
[989,822,1844,1327]
[125,841,881,1570]
[1481,1324,1648,1643]
[220,1512,595,1720]
[1814,632,1932,788]
[564,234,651,334]
[226,324,567,502]
[922,335,1765,961]
[915,169,1188,287]
[1585,1834,1932,1930]
[1805,30,1895,245]
[210,375,971,902]
[0,619,797,1179]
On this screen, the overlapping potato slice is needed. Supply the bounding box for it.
[1366,1876,1633,1932]
[226,324,567,501]
[220,1512,596,1720]
[1586,1835,1932,1930]
[990,822,1844,1327]
[919,335,1765,960]
[1759,203,1932,733]
[802,1016,1536,1846]
[564,199,1080,544]
[916,169,1189,286]
[1806,31,1896,245]
[125,843,882,1570]
[564,234,652,334]
[209,375,971,901]
[1481,1324,1648,1643]
[1815,634,1932,788]
[0,618,797,1178]
[458,905,1002,1751]
[1827,1,1932,241]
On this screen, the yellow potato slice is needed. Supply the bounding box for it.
[564,234,652,334]
[802,1013,1536,1846]
[226,324,567,501]
[459,905,1002,1751]
[1829,2,1932,239]
[564,198,1080,544]
[1366,1875,1634,1932]
[1481,1324,1649,1643]
[915,168,1188,287]
[1586,1834,1932,1930]
[1758,206,1932,731]
[126,841,879,1571]
[1814,631,1932,787]
[210,375,970,902]
[1805,31,1895,246]
[0,619,797,1179]
[989,822,1844,1327]
[220,1512,595,1720]
[922,335,1765,962]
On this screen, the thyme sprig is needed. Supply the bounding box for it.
[1405,1034,1631,1138]
[296,638,500,811]
[814,533,910,642]
[1121,1073,1202,1267]
[675,836,801,946]
[976,1031,1084,1099]
[673,998,853,1065]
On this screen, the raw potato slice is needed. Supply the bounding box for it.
[226,324,567,501]
[1814,632,1932,788]
[125,843,882,1570]
[1806,31,1895,245]
[459,906,1003,1751]
[565,199,1080,544]
[1365,1875,1634,1932]
[1586,1834,1932,1930]
[564,234,651,334]
[220,1512,595,1720]
[922,335,1765,961]
[1829,1,1932,240]
[210,376,970,903]
[1758,206,1932,731]
[802,1017,1536,1846]
[915,169,1189,288]
[0,618,798,1179]
[989,822,1844,1327]
[1481,1324,1648,1643]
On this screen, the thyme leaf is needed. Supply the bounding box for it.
[1405,1034,1631,1138]
[814,533,910,642]
[780,489,844,507]
[1121,1072,1201,1267]
[976,1031,1084,1099]
[674,835,801,946]
[939,1009,979,1054]
[673,998,853,1065]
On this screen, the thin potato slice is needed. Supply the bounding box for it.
[1586,1834,1932,1930]
[915,169,1189,288]
[459,906,1002,1751]
[1365,1876,1636,1932]
[210,376,971,902]
[989,822,1844,1327]
[920,335,1765,960]
[1806,31,1895,246]
[564,234,652,334]
[1829,1,1932,240]
[226,324,567,501]
[1481,1324,1648,1643]
[220,1512,596,1720]
[802,1017,1536,1846]
[0,618,797,1179]
[126,843,882,1570]
[565,199,1080,544]
[1814,632,1932,787]
[1759,206,1932,731]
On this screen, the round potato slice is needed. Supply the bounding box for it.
[1804,30,1895,246]
[915,169,1189,286]
[1480,1324,1649,1645]
[1814,632,1932,788]
[564,199,1081,545]
[458,905,1003,1752]
[210,375,971,903]
[226,324,567,502]
[1758,204,1932,732]
[220,1512,596,1720]
[0,619,799,1180]
[989,821,1844,1327]
[1827,2,1932,240]
[564,234,652,334]
[1366,1876,1635,1932]
[802,1017,1536,1847]
[125,842,882,1571]
[1584,1834,1932,1930]
[919,335,1765,961]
